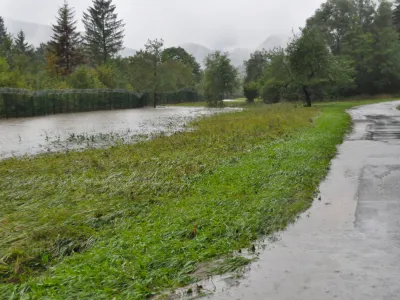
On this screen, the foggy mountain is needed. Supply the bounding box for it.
[257,35,290,51]
[4,18,52,46]
[179,43,212,66]
[180,35,288,68]
[4,18,288,68]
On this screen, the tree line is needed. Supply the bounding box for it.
[2,0,399,107]
[0,0,210,106]
[243,0,400,106]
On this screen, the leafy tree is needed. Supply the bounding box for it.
[203,51,239,106]
[143,39,164,107]
[352,0,376,30]
[68,65,103,89]
[96,64,118,88]
[244,50,269,83]
[158,60,193,91]
[0,57,26,88]
[48,1,83,75]
[243,81,259,103]
[162,47,201,82]
[374,0,393,29]
[83,0,125,65]
[14,30,33,55]
[287,27,354,106]
[306,0,356,55]
[259,48,292,103]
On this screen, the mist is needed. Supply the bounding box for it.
[0,0,324,50]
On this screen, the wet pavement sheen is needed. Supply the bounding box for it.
[208,101,400,300]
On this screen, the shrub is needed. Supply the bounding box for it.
[243,81,259,103]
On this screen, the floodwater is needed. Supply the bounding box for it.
[0,106,236,159]
[175,101,400,300]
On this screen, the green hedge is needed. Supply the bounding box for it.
[0,89,147,118]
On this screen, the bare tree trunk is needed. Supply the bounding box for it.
[303,85,312,107]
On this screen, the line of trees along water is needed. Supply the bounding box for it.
[1,0,400,111]
[0,0,206,115]
[244,0,400,106]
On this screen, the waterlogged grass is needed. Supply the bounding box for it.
[170,98,248,107]
[0,101,381,299]
[169,101,207,107]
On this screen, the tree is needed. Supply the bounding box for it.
[96,64,118,88]
[287,27,354,106]
[394,0,400,34]
[83,0,125,65]
[259,48,293,103]
[203,51,239,106]
[162,47,201,82]
[374,0,393,29]
[0,57,26,88]
[48,1,83,75]
[306,0,356,55]
[352,0,376,30]
[0,16,7,45]
[144,39,164,107]
[244,50,269,83]
[14,30,33,55]
[243,81,259,103]
[68,65,103,89]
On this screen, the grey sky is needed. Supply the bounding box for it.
[0,0,324,50]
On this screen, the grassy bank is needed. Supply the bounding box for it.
[0,101,379,298]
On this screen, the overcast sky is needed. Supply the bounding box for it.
[0,0,324,50]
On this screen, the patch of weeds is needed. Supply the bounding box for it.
[211,256,253,275]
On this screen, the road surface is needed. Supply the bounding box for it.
[208,101,400,300]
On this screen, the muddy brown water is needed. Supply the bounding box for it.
[169,101,400,300]
[0,106,237,159]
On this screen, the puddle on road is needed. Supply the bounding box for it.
[0,106,239,159]
[364,114,400,141]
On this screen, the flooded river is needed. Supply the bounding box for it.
[0,106,235,159]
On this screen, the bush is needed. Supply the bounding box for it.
[260,81,281,104]
[243,81,259,103]
[68,66,104,89]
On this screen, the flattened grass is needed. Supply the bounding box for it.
[0,101,377,298]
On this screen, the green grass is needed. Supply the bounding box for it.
[170,98,248,107]
[0,100,387,299]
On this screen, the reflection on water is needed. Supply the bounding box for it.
[0,106,237,159]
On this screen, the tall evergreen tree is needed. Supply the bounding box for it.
[83,0,125,64]
[48,1,83,75]
[0,16,6,44]
[14,30,33,55]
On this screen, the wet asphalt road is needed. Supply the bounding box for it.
[207,101,400,300]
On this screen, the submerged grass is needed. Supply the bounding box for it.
[0,100,385,299]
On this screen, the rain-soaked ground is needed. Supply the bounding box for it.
[0,106,236,159]
[172,101,400,300]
